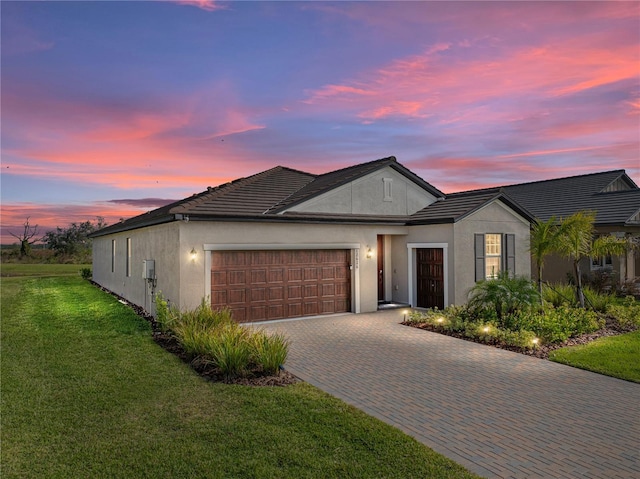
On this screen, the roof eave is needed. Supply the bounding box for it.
[88,214,176,238]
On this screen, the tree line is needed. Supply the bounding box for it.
[8,216,107,258]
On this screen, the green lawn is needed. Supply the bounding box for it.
[549,330,640,383]
[1,271,478,479]
[0,263,91,277]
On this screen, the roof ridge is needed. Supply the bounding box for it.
[452,169,626,195]
[170,166,295,213]
[315,155,397,179]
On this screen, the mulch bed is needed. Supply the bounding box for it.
[93,282,300,386]
[402,316,637,360]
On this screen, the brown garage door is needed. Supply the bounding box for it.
[211,249,351,322]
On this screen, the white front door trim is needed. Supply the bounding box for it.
[407,242,449,308]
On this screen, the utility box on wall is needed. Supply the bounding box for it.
[142,259,155,279]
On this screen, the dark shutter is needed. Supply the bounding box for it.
[474,234,485,282]
[505,234,516,276]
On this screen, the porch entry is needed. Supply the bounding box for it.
[416,248,445,309]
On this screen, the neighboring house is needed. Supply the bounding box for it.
[90,157,532,321]
[460,170,640,287]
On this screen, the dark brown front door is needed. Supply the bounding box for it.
[416,248,444,309]
[211,249,351,322]
[377,235,384,301]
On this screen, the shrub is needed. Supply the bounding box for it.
[251,330,290,375]
[542,283,576,308]
[606,296,640,329]
[157,297,290,380]
[468,272,540,324]
[495,328,539,349]
[583,286,615,313]
[155,292,179,333]
[79,267,92,280]
[512,306,603,344]
[202,323,252,380]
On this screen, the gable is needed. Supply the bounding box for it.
[284,166,439,216]
[601,176,634,193]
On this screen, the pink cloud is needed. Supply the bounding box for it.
[2,81,266,190]
[174,1,226,12]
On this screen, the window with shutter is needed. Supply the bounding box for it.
[475,233,516,281]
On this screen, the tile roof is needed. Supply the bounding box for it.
[171,166,315,216]
[408,190,533,224]
[267,156,444,213]
[91,157,444,237]
[454,170,640,226]
[90,159,638,239]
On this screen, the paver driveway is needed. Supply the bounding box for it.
[259,310,640,479]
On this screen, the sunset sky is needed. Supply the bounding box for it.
[2,1,639,244]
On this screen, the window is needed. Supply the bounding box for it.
[485,234,501,279]
[126,238,132,277]
[383,178,393,202]
[591,254,613,271]
[111,239,116,273]
[475,233,516,281]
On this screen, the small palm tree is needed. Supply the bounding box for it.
[554,211,626,308]
[529,216,558,301]
[468,272,540,325]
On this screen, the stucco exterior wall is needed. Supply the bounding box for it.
[453,201,531,304]
[178,220,410,313]
[92,222,180,316]
[288,166,438,216]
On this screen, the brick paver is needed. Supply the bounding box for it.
[258,310,640,479]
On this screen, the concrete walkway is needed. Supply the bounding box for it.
[259,310,640,479]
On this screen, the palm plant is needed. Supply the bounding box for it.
[554,211,626,308]
[529,216,559,301]
[467,271,540,326]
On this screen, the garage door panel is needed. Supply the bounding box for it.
[212,249,351,322]
[229,307,246,322]
[212,271,227,286]
[288,268,302,282]
[269,287,284,301]
[288,285,302,299]
[304,268,318,281]
[269,269,284,283]
[304,284,318,298]
[228,271,246,285]
[251,269,267,284]
[250,288,266,302]
[250,306,267,321]
[322,284,335,297]
[268,305,284,319]
[322,267,335,280]
[227,288,246,305]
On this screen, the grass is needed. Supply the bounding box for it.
[1,268,479,478]
[549,330,640,383]
[0,263,91,277]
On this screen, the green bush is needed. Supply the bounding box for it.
[583,286,615,313]
[202,323,252,380]
[251,330,290,375]
[156,297,290,381]
[468,272,540,324]
[512,306,603,343]
[407,299,604,348]
[79,267,92,280]
[606,296,640,329]
[495,328,539,349]
[542,283,576,308]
